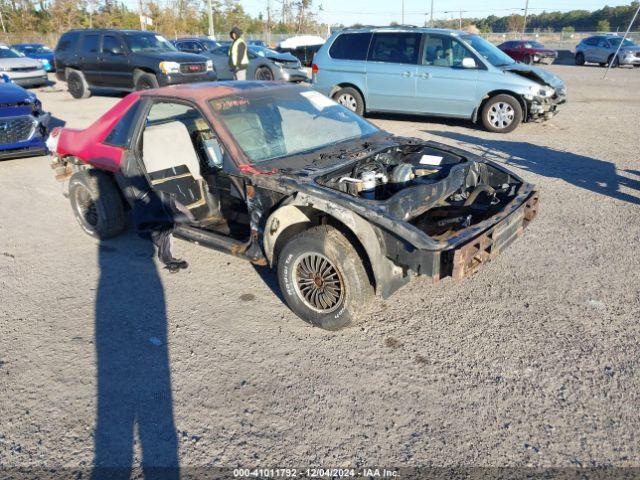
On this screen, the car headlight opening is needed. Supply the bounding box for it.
[159,61,180,74]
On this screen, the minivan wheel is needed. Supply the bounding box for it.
[277,225,373,330]
[333,87,364,115]
[67,70,91,99]
[135,72,159,90]
[69,170,126,239]
[481,94,523,134]
[575,52,585,65]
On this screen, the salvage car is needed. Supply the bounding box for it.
[0,74,50,159]
[0,44,48,87]
[11,43,56,72]
[312,27,566,133]
[48,82,539,330]
[497,40,558,65]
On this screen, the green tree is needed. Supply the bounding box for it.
[597,19,610,32]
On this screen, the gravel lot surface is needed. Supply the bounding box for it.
[1,65,639,474]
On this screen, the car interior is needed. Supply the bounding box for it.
[140,101,251,240]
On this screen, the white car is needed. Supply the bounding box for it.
[0,44,47,87]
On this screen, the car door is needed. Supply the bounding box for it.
[583,37,600,62]
[79,33,101,85]
[596,38,612,63]
[98,34,131,88]
[210,46,233,80]
[413,33,479,118]
[365,32,421,113]
[138,100,224,224]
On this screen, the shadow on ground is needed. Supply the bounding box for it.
[92,232,179,479]
[427,130,640,206]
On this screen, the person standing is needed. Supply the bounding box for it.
[229,26,249,80]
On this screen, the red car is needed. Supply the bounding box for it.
[498,40,558,65]
[47,82,538,330]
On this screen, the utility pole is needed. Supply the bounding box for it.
[459,9,462,29]
[430,0,434,27]
[138,0,145,30]
[604,2,640,79]
[402,0,405,24]
[522,0,529,37]
[207,0,215,38]
[0,10,6,33]
[267,0,271,45]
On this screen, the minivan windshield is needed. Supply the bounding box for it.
[463,34,516,67]
[210,87,379,164]
[125,33,177,53]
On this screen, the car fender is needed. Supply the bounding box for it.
[263,194,407,298]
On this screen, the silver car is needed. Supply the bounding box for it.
[183,43,309,82]
[575,35,640,67]
[0,44,48,87]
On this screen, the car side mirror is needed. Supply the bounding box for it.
[462,57,477,69]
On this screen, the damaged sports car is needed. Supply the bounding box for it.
[49,82,539,330]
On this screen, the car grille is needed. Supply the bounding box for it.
[9,66,40,72]
[180,63,206,74]
[0,116,36,145]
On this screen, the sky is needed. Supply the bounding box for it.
[239,0,636,26]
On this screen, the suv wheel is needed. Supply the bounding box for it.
[481,94,523,134]
[333,87,364,115]
[254,66,274,81]
[69,170,126,239]
[135,72,159,90]
[67,70,91,99]
[607,54,619,68]
[277,225,373,330]
[575,52,585,65]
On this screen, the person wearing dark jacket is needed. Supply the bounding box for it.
[229,26,249,80]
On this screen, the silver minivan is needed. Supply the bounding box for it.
[312,27,566,133]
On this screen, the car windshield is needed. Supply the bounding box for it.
[249,46,280,56]
[523,41,544,48]
[0,46,22,58]
[608,37,635,47]
[125,33,177,52]
[463,34,515,67]
[209,87,379,164]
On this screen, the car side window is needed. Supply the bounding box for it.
[422,35,473,68]
[368,32,421,64]
[102,35,123,53]
[329,33,372,60]
[597,39,609,48]
[104,100,142,147]
[585,37,599,46]
[56,32,80,53]
[82,34,100,55]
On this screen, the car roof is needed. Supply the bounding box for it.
[139,80,293,102]
[63,28,161,35]
[337,26,467,36]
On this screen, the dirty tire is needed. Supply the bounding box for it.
[135,72,159,90]
[67,70,91,99]
[523,54,532,65]
[333,87,365,116]
[277,225,373,330]
[69,170,126,239]
[575,52,585,66]
[481,94,523,134]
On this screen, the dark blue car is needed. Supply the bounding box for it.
[0,75,49,159]
[11,43,55,72]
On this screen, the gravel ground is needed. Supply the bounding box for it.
[1,65,639,475]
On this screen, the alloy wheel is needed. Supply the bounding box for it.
[293,252,344,313]
[488,102,515,130]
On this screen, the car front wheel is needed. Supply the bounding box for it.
[481,94,523,134]
[254,66,274,81]
[607,54,619,68]
[135,72,159,90]
[277,225,373,330]
[333,87,364,115]
[69,170,126,239]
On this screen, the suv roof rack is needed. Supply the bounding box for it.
[343,24,419,30]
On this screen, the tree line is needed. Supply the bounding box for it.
[0,0,321,36]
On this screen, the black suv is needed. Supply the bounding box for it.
[54,29,217,98]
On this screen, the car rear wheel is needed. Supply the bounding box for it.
[254,66,275,81]
[481,94,523,134]
[523,54,532,65]
[575,52,585,65]
[333,87,364,116]
[69,170,126,239]
[67,70,91,99]
[277,225,373,330]
[135,72,159,90]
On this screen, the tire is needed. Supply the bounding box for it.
[332,86,365,116]
[67,70,91,99]
[575,52,585,66]
[134,72,159,90]
[523,54,532,65]
[254,66,274,81]
[68,170,126,239]
[277,225,373,330]
[481,94,523,134]
[607,54,619,68]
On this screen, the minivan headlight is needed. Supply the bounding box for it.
[525,84,554,99]
[159,61,180,74]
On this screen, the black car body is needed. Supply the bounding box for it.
[49,82,539,330]
[54,29,216,98]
